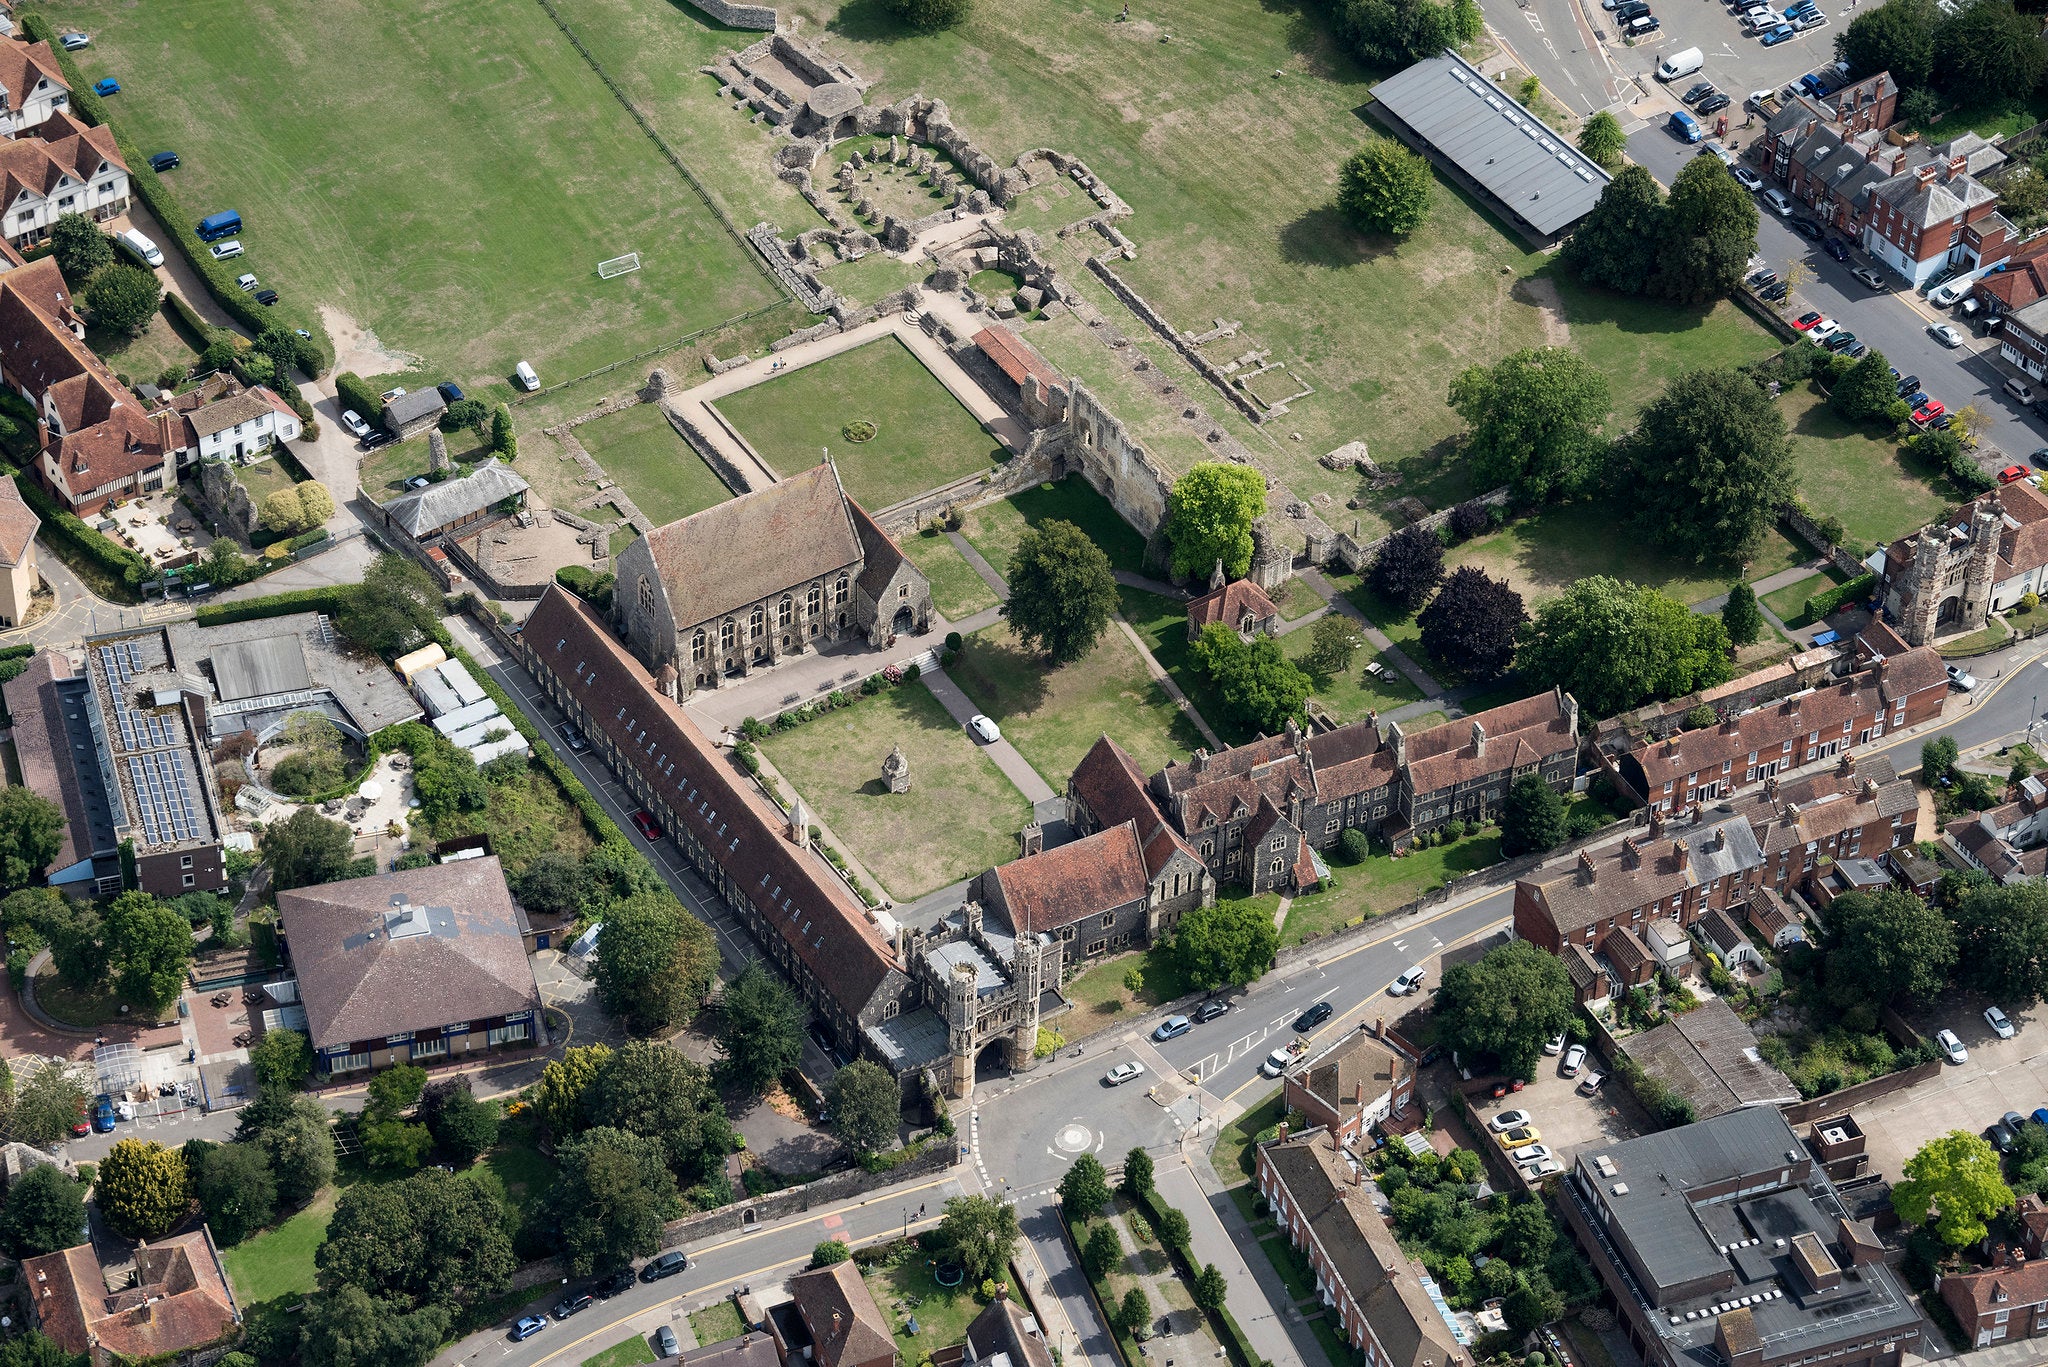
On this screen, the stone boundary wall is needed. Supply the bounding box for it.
[1086,256,1266,427]
[1066,381,1174,538]
[663,408,758,496]
[750,223,829,313]
[655,1139,958,1248]
[1326,487,1512,575]
[769,316,842,351]
[684,0,777,29]
[1781,503,1872,580]
[1779,1058,1941,1125]
[876,433,1066,537]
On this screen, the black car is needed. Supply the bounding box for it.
[596,1268,635,1298]
[1682,80,1715,104]
[2030,447,2048,468]
[1746,267,1777,290]
[1845,341,1868,358]
[641,1251,688,1282]
[1896,374,1920,396]
[1788,217,1826,242]
[255,289,279,306]
[148,150,179,172]
[1822,236,1850,262]
[1292,1000,1334,1033]
[1194,998,1231,1023]
[1761,280,1789,301]
[1991,1121,2019,1154]
[360,429,398,451]
[1613,0,1650,16]
[552,1292,595,1320]
[1696,92,1731,116]
[1822,331,1857,352]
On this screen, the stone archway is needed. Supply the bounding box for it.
[893,604,914,634]
[975,1038,1012,1082]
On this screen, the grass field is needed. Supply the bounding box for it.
[865,1256,982,1360]
[88,306,199,389]
[1781,386,1961,556]
[222,1188,335,1307]
[759,683,1030,900]
[64,0,780,390]
[952,620,1202,782]
[1762,571,1833,624]
[1281,629,1422,723]
[1116,586,1237,743]
[583,1339,657,1367]
[577,404,734,524]
[1059,941,1200,1037]
[715,338,1005,509]
[691,1303,747,1347]
[963,477,1150,580]
[900,531,1001,619]
[1282,829,1505,945]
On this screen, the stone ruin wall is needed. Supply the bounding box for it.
[191,460,258,544]
[1327,486,1513,575]
[683,0,777,29]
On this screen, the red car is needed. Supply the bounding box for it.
[1913,401,1947,423]
[1792,311,1825,331]
[630,810,664,841]
[2001,465,2032,485]
[70,1102,89,1138]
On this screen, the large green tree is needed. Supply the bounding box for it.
[251,1028,312,1096]
[1560,166,1666,295]
[1004,519,1119,666]
[11,1062,87,1148]
[1418,566,1525,682]
[1370,523,1444,612]
[1947,879,2048,1005]
[1893,1131,2015,1247]
[1500,774,1567,857]
[1577,111,1626,170]
[0,1163,87,1258]
[102,891,193,1016]
[1721,581,1763,647]
[1447,347,1610,504]
[585,1038,734,1181]
[1059,1153,1113,1216]
[316,1168,514,1311]
[1936,0,2046,102]
[1654,157,1760,303]
[827,1060,901,1158]
[939,1194,1021,1286]
[1433,939,1574,1078]
[1831,348,1901,424]
[1822,887,1956,1009]
[241,1094,336,1210]
[189,1140,277,1246]
[1836,0,1938,86]
[96,1138,189,1239]
[260,808,356,890]
[1190,625,1312,735]
[1519,577,1733,718]
[1337,138,1432,236]
[0,788,65,890]
[541,1127,682,1275]
[1328,0,1480,65]
[1612,369,1795,563]
[298,1287,449,1367]
[715,961,807,1096]
[1164,463,1267,582]
[1172,897,1280,991]
[81,263,160,334]
[593,892,718,1036]
[48,214,112,283]
[534,1043,611,1141]
[337,554,441,657]
[419,1077,500,1168]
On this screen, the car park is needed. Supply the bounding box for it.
[1760,23,1797,43]
[1852,266,1888,289]
[1578,1071,1606,1095]
[967,714,1001,744]
[59,33,90,50]
[1822,237,1850,262]
[630,809,664,840]
[1496,1125,1542,1150]
[1294,1000,1335,1031]
[553,1292,595,1320]
[148,150,179,172]
[1153,1015,1192,1041]
[1391,966,1426,995]
[1105,1060,1145,1086]
[1543,1033,1565,1056]
[341,410,372,439]
[511,1317,547,1342]
[1697,92,1731,116]
[1733,166,1764,191]
[93,77,119,96]
[1937,1028,1968,1063]
[1194,998,1231,1022]
[1489,1109,1533,1132]
[1561,1044,1587,1077]
[91,1094,115,1134]
[208,240,243,260]
[1509,1143,1553,1164]
[1929,323,1965,347]
[641,1252,688,1281]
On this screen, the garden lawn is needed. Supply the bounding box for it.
[1058,944,1195,1038]
[472,1114,553,1229]
[714,337,1005,509]
[951,620,1202,783]
[222,1188,335,1307]
[1782,386,1959,555]
[1761,571,1833,625]
[88,307,200,390]
[584,1340,657,1367]
[426,760,596,876]
[759,683,1030,900]
[1281,630,1422,722]
[64,0,778,390]
[575,404,735,524]
[1116,585,1239,744]
[1274,577,1325,621]
[234,458,301,529]
[691,1303,747,1346]
[358,429,497,499]
[865,1256,981,1360]
[1284,830,1504,943]
[1212,1088,1284,1185]
[901,532,1001,620]
[33,973,136,1029]
[963,476,1150,578]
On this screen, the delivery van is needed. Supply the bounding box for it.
[1657,46,1705,81]
[115,228,162,268]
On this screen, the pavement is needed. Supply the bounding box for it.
[921,667,1057,803]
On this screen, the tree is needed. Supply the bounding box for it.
[1059,1153,1113,1216]
[1893,1131,2015,1247]
[1577,111,1626,170]
[1338,138,1432,236]
[1504,1273,1564,1333]
[260,807,355,890]
[189,1140,277,1245]
[81,263,162,335]
[940,1194,1021,1286]
[439,399,488,435]
[419,1077,500,1167]
[1448,348,1611,504]
[490,405,515,457]
[1501,774,1568,857]
[11,1063,87,1148]
[827,1061,901,1158]
[0,788,65,889]
[1193,1263,1228,1314]
[1122,1146,1154,1196]
[1836,0,1938,86]
[1117,1286,1152,1337]
[1560,166,1666,295]
[317,1168,514,1309]
[515,852,586,919]
[1612,369,1794,563]
[716,961,806,1094]
[885,0,971,29]
[1082,1221,1122,1281]
[1003,518,1118,666]
[0,1164,87,1258]
[1155,1205,1191,1254]
[254,326,318,382]
[1721,581,1763,647]
[534,1044,611,1141]
[1936,0,2046,102]
[595,892,718,1036]
[1923,735,1960,787]
[337,553,441,657]
[1520,577,1734,718]
[408,735,486,823]
[1947,879,2048,1005]
[298,1287,449,1367]
[1172,897,1279,991]
[296,481,336,525]
[48,214,112,283]
[1831,348,1900,423]
[1370,523,1444,612]
[1165,464,1267,582]
[584,1039,733,1181]
[1327,0,1480,65]
[41,900,104,991]
[258,487,305,536]
[1190,625,1312,735]
[1496,1201,1556,1265]
[1654,158,1760,303]
[541,1127,680,1275]
[102,891,192,1016]
[96,1138,189,1239]
[1418,567,1525,682]
[203,537,252,588]
[1822,887,1956,1009]
[1433,939,1574,1077]
[1304,615,1360,680]
[361,1063,431,1171]
[813,1239,851,1267]
[246,1096,335,1209]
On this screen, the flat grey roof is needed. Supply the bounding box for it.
[866,1006,949,1071]
[1370,49,1611,236]
[210,636,312,702]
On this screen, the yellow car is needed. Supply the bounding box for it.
[1496,1125,1541,1151]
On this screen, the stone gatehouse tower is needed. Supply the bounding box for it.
[612,461,932,696]
[1876,478,2048,645]
[901,901,1057,1099]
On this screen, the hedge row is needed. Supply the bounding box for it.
[17,476,147,602]
[335,372,384,423]
[1799,572,1877,627]
[0,643,37,663]
[24,13,333,374]
[1127,1182,1261,1367]
[194,585,348,627]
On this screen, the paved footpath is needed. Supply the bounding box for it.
[1158,1158,1325,1367]
[921,667,1057,803]
[1299,566,1446,699]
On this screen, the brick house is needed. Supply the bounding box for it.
[1067,734,1213,935]
[972,823,1151,961]
[772,1262,896,1367]
[1283,1025,1417,1144]
[24,1231,240,1366]
[1186,563,1280,641]
[1879,480,2048,643]
[1943,779,2048,884]
[1256,1126,1466,1367]
[161,374,302,468]
[1720,755,1918,899]
[1939,1247,2048,1349]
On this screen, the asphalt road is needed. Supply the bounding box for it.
[1476,0,1622,114]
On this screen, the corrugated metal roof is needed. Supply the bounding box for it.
[1369,49,1611,236]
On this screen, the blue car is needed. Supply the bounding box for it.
[510,1317,547,1342]
[93,78,119,96]
[437,381,464,403]
[90,1094,114,1134]
[1153,1015,1192,1042]
[2033,1107,2048,1128]
[1760,24,1796,44]
[148,151,179,172]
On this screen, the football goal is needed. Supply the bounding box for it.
[597,252,642,279]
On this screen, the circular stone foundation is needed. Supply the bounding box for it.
[842,419,878,443]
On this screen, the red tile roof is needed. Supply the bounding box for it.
[1069,735,1200,880]
[974,324,1063,392]
[0,41,69,119]
[26,1232,238,1361]
[1402,690,1576,796]
[1187,579,1279,635]
[789,1261,894,1367]
[992,822,1149,933]
[0,472,38,565]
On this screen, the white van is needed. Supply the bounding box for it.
[1657,47,1705,81]
[115,228,162,268]
[514,360,539,391]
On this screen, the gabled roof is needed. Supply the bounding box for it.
[991,822,1148,934]
[379,457,528,537]
[643,462,864,632]
[384,387,447,426]
[24,1232,238,1361]
[1519,817,1765,942]
[3,650,87,875]
[1187,579,1278,634]
[0,39,67,112]
[788,1261,894,1367]
[0,472,38,565]
[1401,689,1576,796]
[1069,735,1201,880]
[185,384,280,439]
[967,1296,1055,1367]
[1622,997,1798,1119]
[1297,1029,1405,1123]
[974,324,1062,392]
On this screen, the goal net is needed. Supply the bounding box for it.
[597,252,642,279]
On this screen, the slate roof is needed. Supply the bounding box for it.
[689,1334,784,1367]
[848,496,912,603]
[383,387,447,427]
[278,856,542,1049]
[1068,735,1201,880]
[1884,479,2048,587]
[25,1232,238,1361]
[526,587,902,1020]
[3,650,89,876]
[967,1296,1055,1367]
[1401,689,1576,797]
[1622,996,1798,1120]
[208,635,311,702]
[991,822,1149,934]
[788,1261,894,1367]
[1518,816,1765,942]
[380,457,528,538]
[0,473,38,566]
[1727,758,1915,862]
[1744,888,1802,942]
[1187,579,1278,634]
[643,462,865,632]
[1296,1030,1406,1125]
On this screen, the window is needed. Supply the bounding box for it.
[1325,820,1339,834]
[835,575,849,606]
[1270,836,1285,851]
[181,855,193,869]
[329,1050,372,1073]
[639,575,656,614]
[720,619,735,651]
[692,630,707,662]
[1102,912,1115,928]
[412,1035,449,1060]
[1087,939,1107,955]
[1270,858,1283,875]
[749,605,765,639]
[487,1020,531,1046]
[182,873,195,888]
[779,596,793,629]
[807,584,822,617]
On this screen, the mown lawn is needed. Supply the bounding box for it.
[1116,585,1239,744]
[1761,571,1834,625]
[1280,629,1422,723]
[1781,385,1960,556]
[65,0,778,389]
[865,1256,982,1360]
[1283,829,1505,946]
[900,531,1001,620]
[222,1188,335,1307]
[584,1339,658,1367]
[715,337,1005,510]
[962,476,1150,578]
[692,1302,747,1346]
[1059,941,1199,1038]
[576,403,734,525]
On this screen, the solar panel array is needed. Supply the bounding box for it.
[95,639,204,850]
[99,644,177,750]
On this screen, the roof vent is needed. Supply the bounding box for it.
[1611,1182,1629,1196]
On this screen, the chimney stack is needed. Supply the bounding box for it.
[1578,850,1597,883]
[1470,720,1487,758]
[1674,839,1690,871]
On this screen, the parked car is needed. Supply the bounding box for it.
[966,714,1001,744]
[2032,447,2048,469]
[1746,267,1778,290]
[1260,1041,1306,1077]
[1496,1125,1542,1151]
[256,289,279,306]
[1194,998,1231,1022]
[340,410,372,439]
[208,239,243,261]
[1822,237,1850,262]
[1807,320,1840,342]
[1763,188,1795,216]
[1851,266,1888,289]
[148,150,179,172]
[1936,1028,1968,1064]
[1489,1109,1533,1132]
[1543,1032,1566,1056]
[1896,373,1920,395]
[1614,1,1652,19]
[235,272,258,293]
[1733,166,1764,191]
[1792,10,1827,28]
[1947,664,1979,691]
[1390,966,1426,995]
[438,381,465,403]
[402,475,431,491]
[2033,1106,2048,1129]
[59,32,90,50]
[1913,400,1947,423]
[2003,466,2033,485]
[362,429,397,451]
[1760,23,1797,43]
[1990,1120,2019,1153]
[1792,310,1825,330]
[91,1094,115,1134]
[1929,322,1965,347]
[630,809,664,840]
[641,1252,688,1282]
[1788,217,1827,241]
[1625,14,1661,33]
[1761,280,1790,301]
[596,1268,635,1298]
[2007,1111,2029,1137]
[552,1292,595,1320]
[516,360,540,391]
[381,386,408,402]
[1697,92,1731,115]
[1508,1143,1553,1164]
[93,77,119,96]
[1562,1044,1588,1077]
[1681,80,1715,103]
[1845,341,1869,358]
[655,1327,680,1360]
[1104,1060,1145,1086]
[1578,1070,1606,1095]
[1153,1015,1192,1042]
[1293,1000,1335,1032]
[1823,331,1857,352]
[510,1317,547,1342]
[1521,1157,1564,1178]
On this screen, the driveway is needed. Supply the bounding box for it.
[1852,1001,2048,1182]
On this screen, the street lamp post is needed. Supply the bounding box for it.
[902,1207,909,1239]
